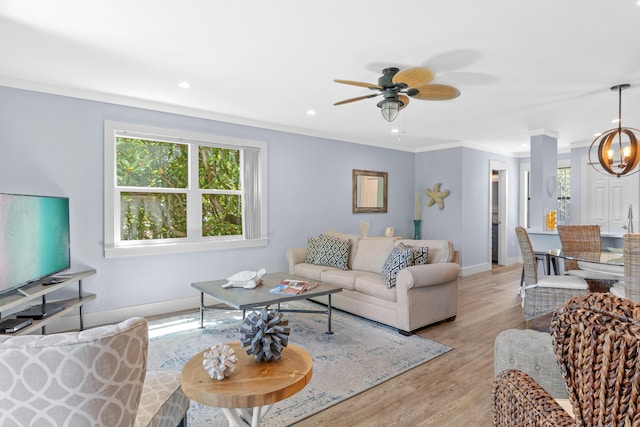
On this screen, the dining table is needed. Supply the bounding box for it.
[548,248,625,297]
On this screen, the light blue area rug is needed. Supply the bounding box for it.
[146,301,452,426]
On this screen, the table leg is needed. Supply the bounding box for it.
[326,294,333,335]
[551,257,559,275]
[221,405,273,427]
[199,292,204,329]
[545,255,551,275]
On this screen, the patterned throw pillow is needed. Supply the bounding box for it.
[306,234,350,270]
[413,246,429,265]
[306,236,322,264]
[410,246,429,265]
[382,245,414,288]
[399,243,429,265]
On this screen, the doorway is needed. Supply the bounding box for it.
[490,160,508,266]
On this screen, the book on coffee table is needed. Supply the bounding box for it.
[269,279,318,295]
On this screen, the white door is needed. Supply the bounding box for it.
[586,164,639,233]
[587,167,609,230]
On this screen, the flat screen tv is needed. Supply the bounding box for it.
[0,193,70,296]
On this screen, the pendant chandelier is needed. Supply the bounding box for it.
[589,84,640,177]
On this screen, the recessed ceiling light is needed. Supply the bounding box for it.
[611,118,620,123]
[306,110,316,116]
[391,128,399,133]
[178,81,191,89]
[594,132,602,137]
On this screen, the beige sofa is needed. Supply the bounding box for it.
[286,231,460,335]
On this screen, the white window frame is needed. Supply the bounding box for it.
[104,121,268,258]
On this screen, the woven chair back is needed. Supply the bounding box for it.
[624,233,640,303]
[557,225,602,272]
[551,293,640,425]
[515,226,538,286]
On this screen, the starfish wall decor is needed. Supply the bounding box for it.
[425,183,450,210]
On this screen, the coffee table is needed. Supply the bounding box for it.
[181,341,312,427]
[191,272,342,334]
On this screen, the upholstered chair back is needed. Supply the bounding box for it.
[551,293,640,425]
[0,317,148,427]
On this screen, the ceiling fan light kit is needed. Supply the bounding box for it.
[589,84,640,177]
[334,66,460,123]
[378,100,399,122]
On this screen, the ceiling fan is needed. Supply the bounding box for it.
[334,67,460,122]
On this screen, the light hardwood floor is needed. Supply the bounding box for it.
[294,263,533,427]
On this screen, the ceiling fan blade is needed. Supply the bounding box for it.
[334,93,380,106]
[392,67,435,88]
[411,84,461,100]
[398,94,410,110]
[334,79,382,90]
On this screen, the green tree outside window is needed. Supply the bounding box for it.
[116,137,242,241]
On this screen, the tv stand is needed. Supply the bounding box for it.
[0,269,96,335]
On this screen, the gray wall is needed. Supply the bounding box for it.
[0,86,416,317]
[0,85,522,321]
[415,147,520,272]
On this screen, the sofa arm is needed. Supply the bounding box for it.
[286,247,308,275]
[494,329,568,399]
[396,262,460,290]
[492,369,573,426]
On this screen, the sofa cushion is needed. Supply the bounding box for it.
[352,238,395,273]
[134,370,189,427]
[306,234,350,270]
[382,245,414,288]
[354,275,397,302]
[294,263,334,281]
[319,269,361,291]
[397,239,453,263]
[323,230,361,269]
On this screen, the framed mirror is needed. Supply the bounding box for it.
[352,169,388,213]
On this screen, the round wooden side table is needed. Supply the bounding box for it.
[181,341,312,427]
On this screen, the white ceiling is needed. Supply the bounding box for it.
[2,0,640,155]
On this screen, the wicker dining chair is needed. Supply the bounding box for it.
[556,225,619,289]
[516,226,588,328]
[492,292,640,426]
[556,225,602,272]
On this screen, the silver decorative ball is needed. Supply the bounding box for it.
[240,307,290,362]
[203,343,237,380]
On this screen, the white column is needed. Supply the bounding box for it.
[530,129,558,230]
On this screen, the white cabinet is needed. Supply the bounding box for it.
[585,164,638,233]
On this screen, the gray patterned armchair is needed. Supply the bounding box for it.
[0,317,188,427]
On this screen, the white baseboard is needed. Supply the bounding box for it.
[461,257,522,277]
[461,263,491,276]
